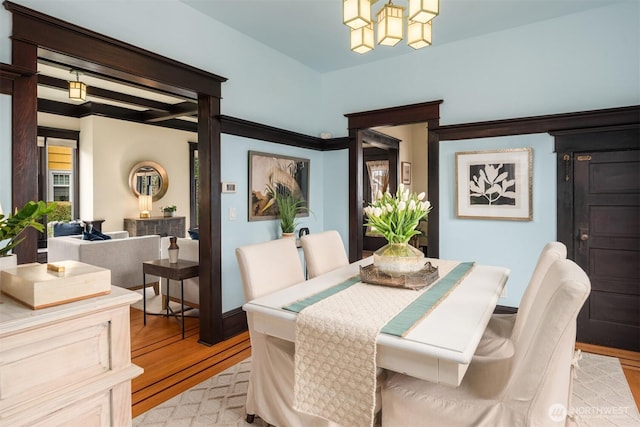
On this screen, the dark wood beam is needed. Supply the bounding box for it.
[1,62,34,94]
[143,101,199,123]
[11,40,39,264]
[220,115,350,151]
[37,98,198,133]
[435,106,640,141]
[37,74,177,111]
[345,101,443,129]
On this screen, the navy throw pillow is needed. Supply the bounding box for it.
[188,228,199,240]
[53,222,84,237]
[82,231,105,241]
[90,228,112,240]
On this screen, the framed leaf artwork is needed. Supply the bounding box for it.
[455,148,532,221]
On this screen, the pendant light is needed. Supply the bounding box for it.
[68,70,87,101]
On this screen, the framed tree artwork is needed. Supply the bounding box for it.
[455,148,533,220]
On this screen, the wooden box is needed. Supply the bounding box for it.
[1,261,111,309]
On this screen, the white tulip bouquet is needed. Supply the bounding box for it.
[363,184,431,245]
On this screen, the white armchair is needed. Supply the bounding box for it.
[381,258,591,426]
[478,241,567,355]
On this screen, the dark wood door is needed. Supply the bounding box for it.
[574,149,640,351]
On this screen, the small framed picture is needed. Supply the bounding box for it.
[455,148,533,221]
[401,162,411,185]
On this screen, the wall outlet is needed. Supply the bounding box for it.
[229,207,236,221]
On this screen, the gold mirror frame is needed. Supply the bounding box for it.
[128,161,169,202]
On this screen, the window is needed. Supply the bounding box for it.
[49,171,72,202]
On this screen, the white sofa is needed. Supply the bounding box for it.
[160,237,199,308]
[48,232,161,291]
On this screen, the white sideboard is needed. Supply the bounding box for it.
[0,286,143,427]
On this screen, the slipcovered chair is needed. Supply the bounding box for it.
[237,238,382,426]
[478,241,567,355]
[381,258,591,427]
[300,230,349,278]
[236,238,310,426]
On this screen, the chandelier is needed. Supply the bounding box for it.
[343,0,439,54]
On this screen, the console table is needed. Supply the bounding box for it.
[124,216,185,237]
[0,287,143,426]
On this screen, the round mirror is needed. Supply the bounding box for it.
[128,161,168,202]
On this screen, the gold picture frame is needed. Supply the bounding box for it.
[455,148,532,221]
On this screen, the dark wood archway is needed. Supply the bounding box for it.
[4,1,227,345]
[345,101,442,261]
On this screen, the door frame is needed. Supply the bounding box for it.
[553,125,640,350]
[4,1,227,345]
[553,124,640,257]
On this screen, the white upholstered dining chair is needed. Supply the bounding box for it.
[478,241,567,355]
[236,238,343,426]
[300,230,349,278]
[381,258,591,426]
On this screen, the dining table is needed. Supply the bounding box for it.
[243,256,510,387]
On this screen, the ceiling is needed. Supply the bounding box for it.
[34,0,620,128]
[180,0,620,73]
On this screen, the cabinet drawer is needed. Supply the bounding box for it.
[16,390,110,427]
[0,310,116,412]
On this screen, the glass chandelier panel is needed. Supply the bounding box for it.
[343,0,372,29]
[377,3,405,46]
[351,22,375,54]
[408,0,439,23]
[407,20,432,49]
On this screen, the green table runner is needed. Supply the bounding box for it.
[283,261,476,337]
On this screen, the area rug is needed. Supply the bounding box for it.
[132,352,639,427]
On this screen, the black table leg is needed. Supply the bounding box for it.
[143,272,147,325]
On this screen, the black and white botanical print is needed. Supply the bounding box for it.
[468,163,516,206]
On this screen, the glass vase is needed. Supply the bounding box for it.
[373,242,426,277]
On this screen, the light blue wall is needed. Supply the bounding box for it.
[1,1,638,312]
[439,134,556,307]
[320,149,350,252]
[220,134,326,311]
[320,1,640,136]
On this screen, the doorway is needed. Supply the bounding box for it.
[362,129,399,254]
[556,126,640,351]
[6,2,226,345]
[345,101,442,261]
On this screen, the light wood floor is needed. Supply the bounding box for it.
[130,308,251,418]
[130,309,639,418]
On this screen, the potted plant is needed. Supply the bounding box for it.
[273,190,308,238]
[0,201,55,269]
[161,205,177,217]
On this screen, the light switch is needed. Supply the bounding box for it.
[229,207,236,221]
